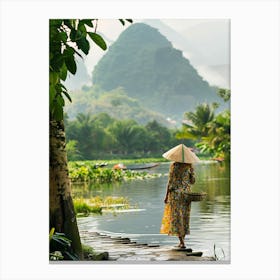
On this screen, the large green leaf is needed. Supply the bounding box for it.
[49,227,55,241]
[59,63,68,81]
[65,54,77,74]
[63,19,75,30]
[70,29,77,41]
[50,54,64,72]
[49,84,56,105]
[64,251,79,261]
[78,21,87,34]
[58,31,68,43]
[50,19,63,28]
[88,32,107,50]
[52,103,63,121]
[62,90,72,103]
[76,36,90,55]
[80,19,93,27]
[56,94,65,107]
[49,71,59,85]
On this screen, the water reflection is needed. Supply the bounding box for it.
[73,161,230,261]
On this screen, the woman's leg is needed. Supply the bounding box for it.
[178,236,185,248]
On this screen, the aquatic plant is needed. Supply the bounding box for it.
[68,161,160,183]
[213,244,226,260]
[73,196,132,215]
[73,198,102,216]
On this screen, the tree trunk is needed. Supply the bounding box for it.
[49,120,83,259]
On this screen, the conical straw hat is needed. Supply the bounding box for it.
[162,144,200,163]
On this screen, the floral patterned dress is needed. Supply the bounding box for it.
[160,163,195,237]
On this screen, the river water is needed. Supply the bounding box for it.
[73,161,230,261]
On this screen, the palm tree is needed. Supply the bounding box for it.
[177,103,216,140]
[198,110,230,159]
[109,120,146,154]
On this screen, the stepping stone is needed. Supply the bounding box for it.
[114,239,131,244]
[186,251,203,257]
[113,237,130,241]
[172,248,192,252]
[88,232,100,236]
[132,243,148,247]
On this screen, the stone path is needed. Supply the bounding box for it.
[80,231,215,262]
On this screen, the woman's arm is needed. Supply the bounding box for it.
[189,167,195,184]
[164,174,172,203]
[164,166,173,203]
[164,182,170,204]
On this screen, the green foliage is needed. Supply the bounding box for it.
[73,198,102,215]
[64,86,169,126]
[70,158,165,166]
[82,243,96,259]
[180,103,216,138]
[49,229,79,260]
[177,89,231,160]
[218,88,231,102]
[82,243,95,255]
[49,19,132,121]
[65,112,189,160]
[196,110,230,159]
[108,119,147,153]
[68,161,160,183]
[66,140,82,161]
[73,196,132,215]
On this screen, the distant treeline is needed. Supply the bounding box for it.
[65,112,193,160]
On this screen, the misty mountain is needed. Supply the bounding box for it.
[92,23,222,121]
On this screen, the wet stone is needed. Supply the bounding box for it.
[172,248,193,252]
[186,251,203,257]
[133,243,148,247]
[80,231,215,262]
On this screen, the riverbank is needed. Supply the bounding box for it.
[73,161,230,261]
[80,230,215,262]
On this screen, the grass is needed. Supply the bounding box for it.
[73,196,133,216]
[82,243,109,260]
[82,243,96,257]
[74,198,102,216]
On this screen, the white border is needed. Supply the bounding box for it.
[0,1,279,280]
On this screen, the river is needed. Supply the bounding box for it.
[73,161,230,260]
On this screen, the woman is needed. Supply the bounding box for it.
[160,144,199,248]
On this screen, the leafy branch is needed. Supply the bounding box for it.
[49,19,133,121]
